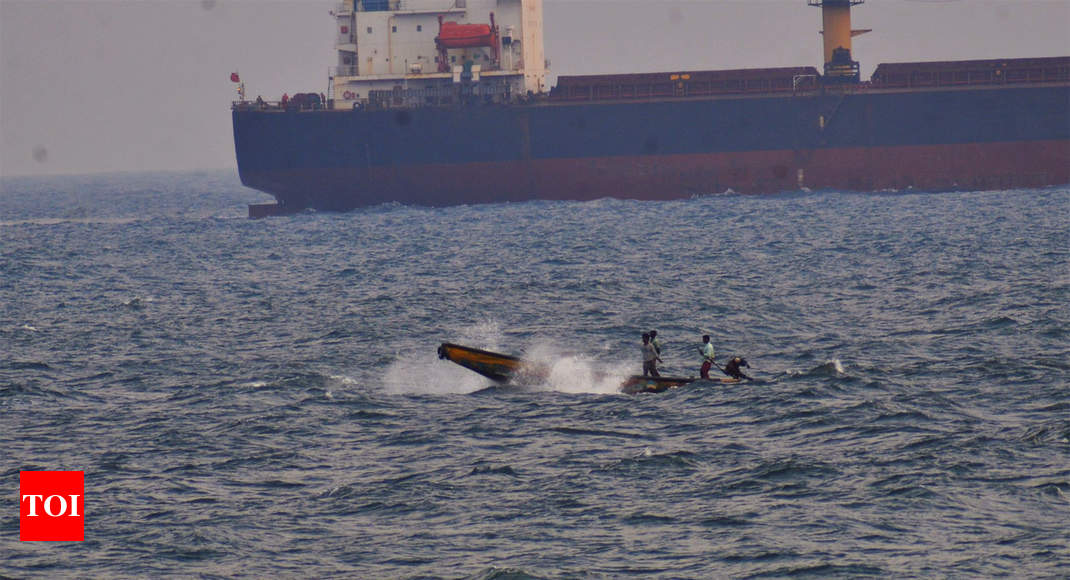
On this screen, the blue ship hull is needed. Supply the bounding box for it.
[233,82,1070,214]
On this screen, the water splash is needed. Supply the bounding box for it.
[383,353,491,395]
[544,355,630,395]
[822,359,846,376]
[522,341,630,395]
[382,321,508,395]
[783,359,847,378]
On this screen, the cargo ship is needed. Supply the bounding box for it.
[231,0,1070,217]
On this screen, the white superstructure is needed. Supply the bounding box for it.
[331,0,546,107]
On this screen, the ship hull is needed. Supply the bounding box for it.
[233,84,1070,212]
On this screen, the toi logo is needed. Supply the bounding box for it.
[20,471,84,541]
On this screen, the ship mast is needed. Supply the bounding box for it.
[808,0,870,83]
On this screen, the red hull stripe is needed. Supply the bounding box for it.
[242,140,1070,209]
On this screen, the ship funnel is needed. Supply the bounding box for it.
[808,0,868,83]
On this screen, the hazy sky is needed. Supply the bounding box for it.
[2,0,1068,177]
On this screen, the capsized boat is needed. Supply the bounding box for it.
[437,342,740,394]
[436,342,549,385]
[619,375,740,395]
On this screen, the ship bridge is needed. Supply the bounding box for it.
[330,0,546,108]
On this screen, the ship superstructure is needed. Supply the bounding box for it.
[330,0,545,109]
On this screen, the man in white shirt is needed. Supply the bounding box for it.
[698,335,716,379]
[642,333,662,377]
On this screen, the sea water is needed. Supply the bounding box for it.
[2,171,1068,578]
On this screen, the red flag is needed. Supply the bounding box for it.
[230,72,240,83]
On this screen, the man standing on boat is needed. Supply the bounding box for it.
[649,330,663,358]
[698,335,716,379]
[642,333,662,377]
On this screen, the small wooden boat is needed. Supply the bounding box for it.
[619,375,740,395]
[436,342,549,385]
[438,342,741,394]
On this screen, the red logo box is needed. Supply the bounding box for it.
[20,471,84,541]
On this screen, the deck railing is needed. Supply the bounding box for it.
[330,65,360,77]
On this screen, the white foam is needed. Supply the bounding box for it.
[522,341,630,395]
[381,321,508,395]
[383,353,491,395]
